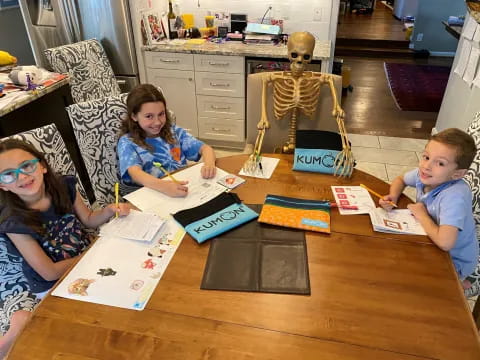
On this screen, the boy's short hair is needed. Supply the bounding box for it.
[430,128,477,169]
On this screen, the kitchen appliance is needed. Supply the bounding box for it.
[230,13,247,34]
[18,0,139,92]
[246,57,321,74]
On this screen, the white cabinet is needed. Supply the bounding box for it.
[147,68,198,135]
[194,54,245,143]
[145,52,198,136]
[144,51,245,143]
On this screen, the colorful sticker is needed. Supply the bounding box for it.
[68,278,95,296]
[130,280,144,291]
[97,267,117,277]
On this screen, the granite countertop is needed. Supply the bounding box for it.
[143,40,331,60]
[0,77,69,118]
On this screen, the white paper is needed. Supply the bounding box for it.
[52,219,185,310]
[474,23,480,44]
[124,163,230,217]
[331,186,376,215]
[99,210,166,242]
[463,15,477,40]
[454,40,472,78]
[369,208,427,235]
[238,157,280,179]
[464,46,480,86]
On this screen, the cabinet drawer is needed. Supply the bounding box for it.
[145,51,194,71]
[147,68,198,136]
[194,54,244,74]
[197,95,244,120]
[198,117,245,142]
[195,72,244,97]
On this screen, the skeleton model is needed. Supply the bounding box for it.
[243,32,354,177]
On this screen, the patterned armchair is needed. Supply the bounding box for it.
[44,39,121,103]
[0,123,87,333]
[66,93,177,207]
[66,94,128,207]
[464,112,480,300]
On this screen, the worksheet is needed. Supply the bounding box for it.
[238,156,279,179]
[124,163,230,217]
[52,219,185,310]
[331,186,376,215]
[369,208,426,235]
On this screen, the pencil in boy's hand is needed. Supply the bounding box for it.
[360,183,398,208]
[114,182,119,218]
[153,161,180,184]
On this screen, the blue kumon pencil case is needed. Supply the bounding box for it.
[172,192,258,243]
[293,130,352,174]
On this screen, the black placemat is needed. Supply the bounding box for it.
[201,205,310,295]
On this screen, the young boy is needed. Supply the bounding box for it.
[379,128,478,280]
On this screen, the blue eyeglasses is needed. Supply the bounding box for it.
[0,159,40,184]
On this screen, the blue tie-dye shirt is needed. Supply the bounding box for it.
[117,124,204,186]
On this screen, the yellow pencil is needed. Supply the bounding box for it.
[114,182,119,218]
[153,161,180,184]
[360,183,398,208]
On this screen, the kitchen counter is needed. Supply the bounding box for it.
[0,76,69,117]
[142,40,331,61]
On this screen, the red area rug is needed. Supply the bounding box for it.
[384,62,451,112]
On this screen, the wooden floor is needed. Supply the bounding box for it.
[337,1,405,41]
[336,1,455,139]
[341,56,453,139]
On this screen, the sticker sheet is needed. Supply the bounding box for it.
[51,219,185,310]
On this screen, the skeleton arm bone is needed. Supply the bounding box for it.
[258,72,274,130]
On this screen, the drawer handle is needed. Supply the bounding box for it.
[212,127,231,132]
[211,105,231,110]
[160,59,180,63]
[208,61,229,66]
[209,82,230,87]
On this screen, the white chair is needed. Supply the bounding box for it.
[245,72,343,153]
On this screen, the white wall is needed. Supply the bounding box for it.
[435,13,478,133]
[412,0,466,55]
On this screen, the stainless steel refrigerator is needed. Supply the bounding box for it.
[19,0,139,92]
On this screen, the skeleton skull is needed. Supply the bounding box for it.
[287,32,315,78]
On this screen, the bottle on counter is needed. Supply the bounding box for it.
[168,0,177,39]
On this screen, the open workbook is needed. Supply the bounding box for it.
[369,207,427,235]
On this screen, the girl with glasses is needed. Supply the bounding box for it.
[0,139,130,357]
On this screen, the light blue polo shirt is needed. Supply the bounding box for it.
[404,168,478,279]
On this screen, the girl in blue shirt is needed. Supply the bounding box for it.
[0,139,130,357]
[117,84,216,197]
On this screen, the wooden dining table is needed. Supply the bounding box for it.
[8,154,480,359]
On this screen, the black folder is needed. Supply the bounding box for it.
[201,205,310,295]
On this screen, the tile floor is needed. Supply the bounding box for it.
[214,133,479,311]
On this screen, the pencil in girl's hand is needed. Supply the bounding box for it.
[114,182,119,218]
[153,161,180,184]
[360,183,397,208]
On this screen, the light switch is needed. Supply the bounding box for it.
[313,7,322,22]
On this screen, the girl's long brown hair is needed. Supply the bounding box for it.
[120,84,175,151]
[0,139,73,236]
